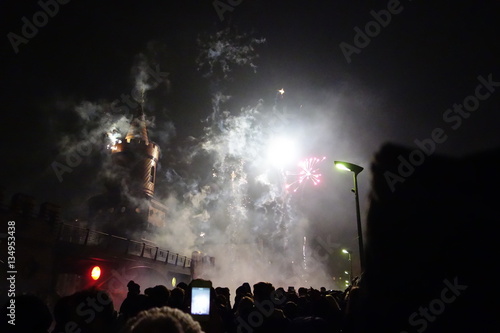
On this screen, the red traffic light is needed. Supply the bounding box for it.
[90,266,101,281]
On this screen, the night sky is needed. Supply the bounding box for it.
[1,1,500,279]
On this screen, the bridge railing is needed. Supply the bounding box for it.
[57,223,191,268]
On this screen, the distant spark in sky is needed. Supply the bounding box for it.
[286,156,326,193]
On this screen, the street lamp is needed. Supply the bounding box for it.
[335,161,365,271]
[342,249,353,282]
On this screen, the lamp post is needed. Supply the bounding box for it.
[335,161,365,271]
[342,249,353,283]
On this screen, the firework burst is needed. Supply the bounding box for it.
[286,156,326,193]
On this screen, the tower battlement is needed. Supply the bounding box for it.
[88,106,166,236]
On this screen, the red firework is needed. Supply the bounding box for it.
[285,156,326,193]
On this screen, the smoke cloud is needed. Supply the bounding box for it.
[146,29,338,291]
[196,27,266,79]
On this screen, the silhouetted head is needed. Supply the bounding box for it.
[176,282,188,291]
[289,316,329,333]
[253,282,275,303]
[283,301,298,320]
[242,282,251,294]
[167,287,185,310]
[2,294,52,333]
[53,287,116,333]
[235,285,247,296]
[149,285,170,307]
[127,280,140,295]
[122,306,202,333]
[236,296,255,317]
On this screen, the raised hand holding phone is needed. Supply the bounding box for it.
[190,279,212,322]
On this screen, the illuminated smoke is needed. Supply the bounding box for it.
[196,27,266,79]
[134,58,151,101]
[145,29,335,291]
[131,51,170,108]
[156,95,335,290]
[57,101,130,158]
[56,35,339,291]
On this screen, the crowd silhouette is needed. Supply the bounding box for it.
[2,277,361,333]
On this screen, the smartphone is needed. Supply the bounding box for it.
[190,279,212,321]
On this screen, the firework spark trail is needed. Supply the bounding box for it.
[286,156,327,193]
[196,89,305,270]
[192,98,305,284]
[198,112,258,284]
[303,236,307,271]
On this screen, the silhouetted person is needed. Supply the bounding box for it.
[252,282,288,333]
[296,294,311,317]
[215,293,235,333]
[234,295,255,332]
[324,294,343,332]
[2,294,52,333]
[176,282,189,292]
[119,281,151,322]
[233,284,253,313]
[144,287,153,297]
[167,287,185,311]
[148,285,170,308]
[215,286,231,309]
[242,282,251,295]
[121,306,203,333]
[362,144,500,332]
[288,316,330,333]
[283,301,298,320]
[53,287,116,333]
[343,286,364,333]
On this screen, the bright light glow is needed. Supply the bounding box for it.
[345,271,349,274]
[278,88,285,95]
[267,136,296,168]
[90,266,101,281]
[286,156,326,193]
[335,163,351,172]
[107,131,121,144]
[171,277,177,287]
[342,249,349,254]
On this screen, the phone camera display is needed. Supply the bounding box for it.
[191,287,210,315]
